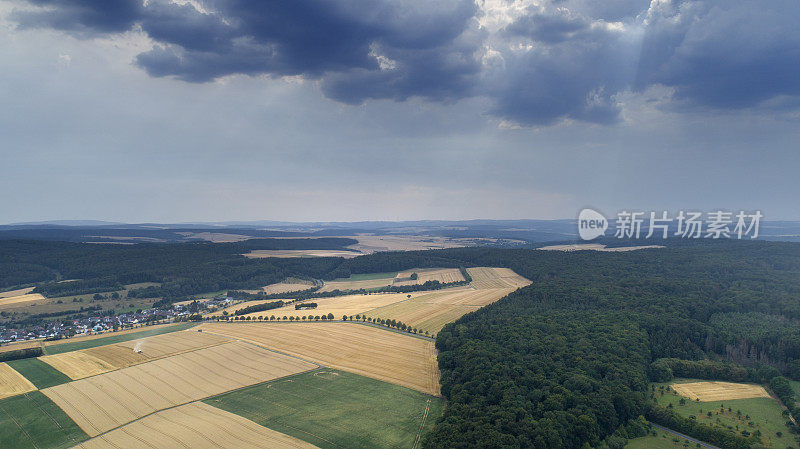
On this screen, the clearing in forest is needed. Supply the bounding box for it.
[671,381,771,402]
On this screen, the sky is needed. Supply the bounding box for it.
[1,0,798,223]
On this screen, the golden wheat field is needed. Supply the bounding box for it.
[39,330,232,379]
[0,287,35,298]
[392,268,465,286]
[39,351,118,380]
[0,339,42,354]
[467,267,531,289]
[0,292,47,309]
[199,322,440,396]
[318,276,396,292]
[260,279,315,295]
[363,287,516,334]
[0,362,37,399]
[42,341,317,436]
[248,292,411,320]
[74,401,319,449]
[671,381,771,402]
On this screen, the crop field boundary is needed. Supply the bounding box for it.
[81,366,320,443]
[40,331,233,382]
[42,322,200,355]
[195,328,328,367]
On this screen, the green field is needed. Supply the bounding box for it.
[205,368,442,449]
[626,429,702,448]
[6,358,71,389]
[655,381,796,449]
[0,391,88,449]
[335,272,398,281]
[43,322,198,355]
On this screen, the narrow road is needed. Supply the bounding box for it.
[650,423,720,449]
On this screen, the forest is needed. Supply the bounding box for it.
[2,238,800,447]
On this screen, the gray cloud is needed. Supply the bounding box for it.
[9,0,800,126]
[636,0,800,110]
[12,0,142,35]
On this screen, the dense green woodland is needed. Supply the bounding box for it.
[2,239,800,447]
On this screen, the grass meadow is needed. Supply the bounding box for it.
[654,381,796,449]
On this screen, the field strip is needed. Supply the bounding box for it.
[39,330,232,380]
[0,362,38,399]
[42,341,318,436]
[671,381,771,402]
[198,328,328,367]
[199,322,441,396]
[74,402,319,449]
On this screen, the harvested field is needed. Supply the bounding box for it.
[364,285,523,334]
[243,250,361,259]
[39,352,116,380]
[392,268,465,286]
[467,267,531,289]
[0,339,42,354]
[244,292,409,320]
[44,322,198,355]
[319,276,396,292]
[671,381,771,402]
[199,322,440,396]
[74,402,318,449]
[261,279,315,295]
[0,362,37,399]
[113,329,230,359]
[0,293,47,308]
[42,341,317,436]
[0,287,35,298]
[41,330,232,379]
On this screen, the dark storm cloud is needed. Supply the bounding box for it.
[136,0,483,102]
[10,0,800,126]
[12,0,142,34]
[636,0,800,110]
[492,6,634,125]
